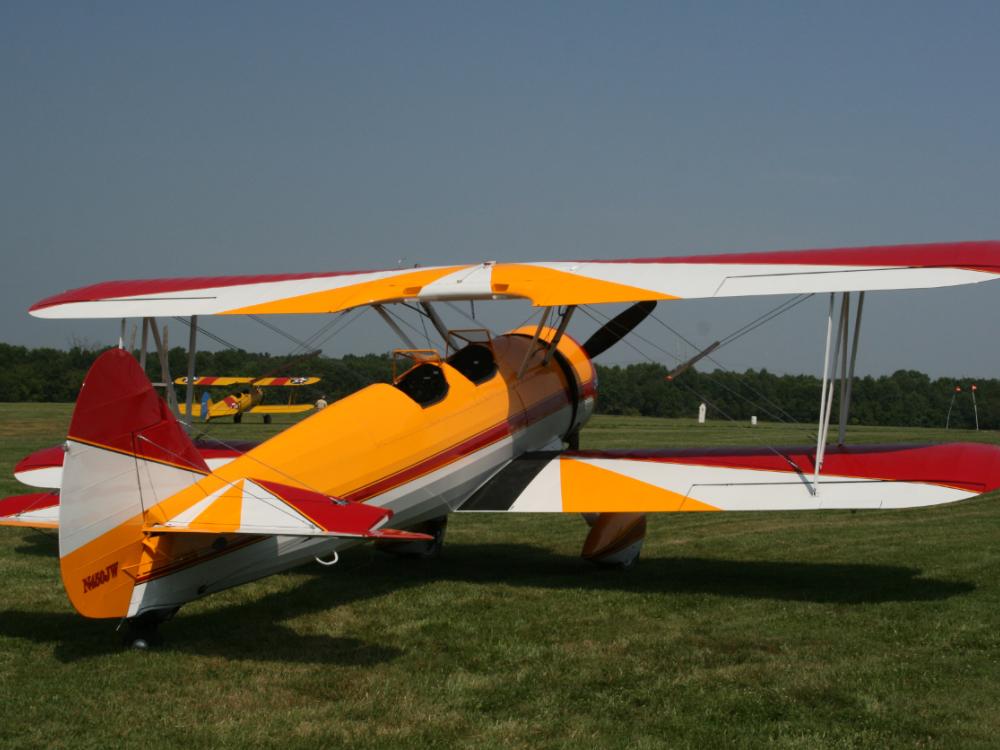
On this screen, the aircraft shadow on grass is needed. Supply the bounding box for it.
[0,537,974,662]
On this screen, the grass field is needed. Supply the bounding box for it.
[2,404,1000,749]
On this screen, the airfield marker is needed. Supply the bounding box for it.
[972,384,979,431]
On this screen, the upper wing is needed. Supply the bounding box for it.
[458,443,1000,513]
[252,377,321,386]
[29,241,1000,318]
[174,376,255,386]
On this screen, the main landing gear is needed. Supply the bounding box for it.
[374,516,448,559]
[121,607,178,649]
[580,513,647,569]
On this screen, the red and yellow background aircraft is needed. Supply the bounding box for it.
[174,375,320,423]
[4,240,1000,644]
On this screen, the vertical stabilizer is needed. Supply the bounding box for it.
[59,349,208,618]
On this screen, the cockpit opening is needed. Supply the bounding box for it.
[392,349,449,407]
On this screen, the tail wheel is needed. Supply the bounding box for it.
[233,413,242,424]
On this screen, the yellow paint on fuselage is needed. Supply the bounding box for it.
[147,331,592,529]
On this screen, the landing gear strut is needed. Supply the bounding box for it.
[121,607,178,649]
[374,516,448,559]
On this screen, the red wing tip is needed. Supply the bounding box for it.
[0,491,60,517]
[28,268,392,313]
[14,446,65,473]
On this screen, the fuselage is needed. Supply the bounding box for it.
[126,329,596,617]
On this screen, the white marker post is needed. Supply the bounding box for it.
[972,384,979,431]
[698,403,707,424]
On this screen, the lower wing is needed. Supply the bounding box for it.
[0,492,60,529]
[458,443,1000,513]
[248,405,315,415]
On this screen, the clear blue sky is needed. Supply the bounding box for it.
[3,2,999,377]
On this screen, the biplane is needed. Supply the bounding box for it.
[4,240,1000,645]
[173,375,320,423]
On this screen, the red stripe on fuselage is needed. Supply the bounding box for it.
[343,389,572,502]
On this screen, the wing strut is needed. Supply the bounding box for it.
[139,318,149,371]
[374,304,417,349]
[814,291,865,489]
[518,307,552,378]
[838,292,865,444]
[184,315,198,426]
[542,306,576,366]
[148,318,180,418]
[420,302,458,351]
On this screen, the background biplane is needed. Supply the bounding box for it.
[4,240,1000,645]
[173,375,320,423]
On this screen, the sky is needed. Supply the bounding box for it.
[2,1,1000,378]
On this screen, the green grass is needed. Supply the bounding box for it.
[2,405,1000,748]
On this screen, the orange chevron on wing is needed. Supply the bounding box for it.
[560,458,719,513]
[491,264,680,306]
[224,266,466,315]
[190,481,245,530]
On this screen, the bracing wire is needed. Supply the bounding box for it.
[247,314,316,351]
[645,296,815,425]
[585,312,809,468]
[579,303,802,427]
[172,317,241,351]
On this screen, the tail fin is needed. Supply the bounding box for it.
[59,349,208,619]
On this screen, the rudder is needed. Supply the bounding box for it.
[59,349,208,618]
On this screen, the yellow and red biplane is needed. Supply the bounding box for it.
[5,240,1000,645]
[174,375,320,423]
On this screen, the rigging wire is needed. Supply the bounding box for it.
[247,314,316,351]
[645,295,816,425]
[443,300,488,329]
[587,313,810,469]
[172,317,241,351]
[383,305,435,347]
[579,303,802,427]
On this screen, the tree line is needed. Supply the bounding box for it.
[0,342,992,429]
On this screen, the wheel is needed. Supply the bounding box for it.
[263,414,272,424]
[234,413,242,424]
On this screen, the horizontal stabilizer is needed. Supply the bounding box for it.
[0,492,59,529]
[29,241,1000,318]
[14,446,65,488]
[458,443,1000,513]
[13,440,256,491]
[147,477,431,540]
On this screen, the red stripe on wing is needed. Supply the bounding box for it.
[567,443,1000,494]
[30,269,385,313]
[598,240,1000,272]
